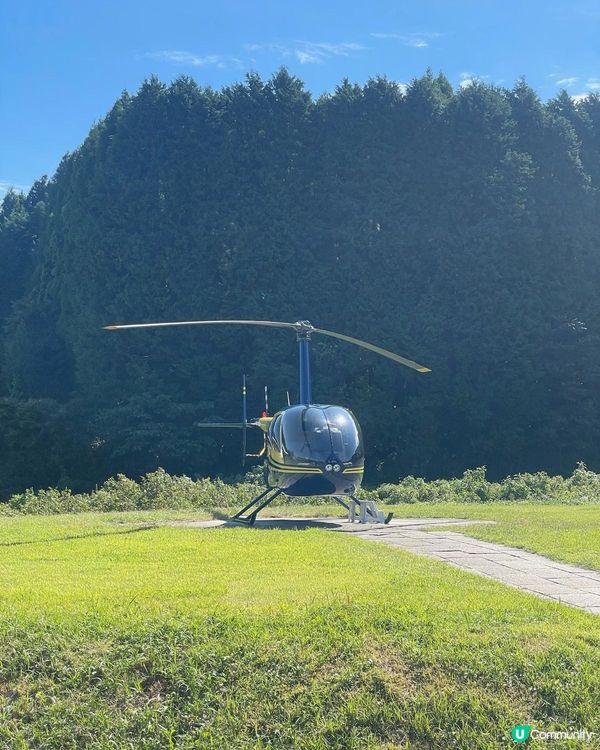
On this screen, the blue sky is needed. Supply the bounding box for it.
[1,0,599,198]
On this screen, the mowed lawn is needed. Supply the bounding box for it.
[0,512,599,749]
[238,501,600,572]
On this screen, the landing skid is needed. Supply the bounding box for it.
[231,487,284,525]
[231,489,392,526]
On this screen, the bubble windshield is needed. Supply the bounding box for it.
[280,405,363,463]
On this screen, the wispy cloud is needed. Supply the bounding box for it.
[459,71,475,89]
[556,76,578,86]
[457,71,491,90]
[145,50,243,69]
[0,180,29,200]
[568,78,600,101]
[244,41,365,64]
[370,31,441,48]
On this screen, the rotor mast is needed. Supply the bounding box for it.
[294,320,313,405]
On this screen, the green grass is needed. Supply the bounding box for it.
[375,503,600,572]
[0,511,599,748]
[226,501,600,571]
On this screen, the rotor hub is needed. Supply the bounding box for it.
[293,320,314,339]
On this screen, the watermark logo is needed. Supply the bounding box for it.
[511,724,596,743]
[512,725,531,743]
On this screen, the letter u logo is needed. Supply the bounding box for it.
[511,725,531,743]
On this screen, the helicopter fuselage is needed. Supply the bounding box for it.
[260,404,365,496]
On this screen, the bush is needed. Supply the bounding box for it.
[2,464,600,515]
[9,487,92,514]
[372,465,600,506]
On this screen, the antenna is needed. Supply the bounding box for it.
[242,374,248,465]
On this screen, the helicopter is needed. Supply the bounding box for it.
[104,319,430,524]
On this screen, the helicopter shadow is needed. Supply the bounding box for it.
[221,518,344,531]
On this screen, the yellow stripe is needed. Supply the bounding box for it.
[268,453,364,476]
[268,456,319,471]
[267,459,321,474]
[268,465,322,474]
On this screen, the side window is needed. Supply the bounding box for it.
[270,414,282,450]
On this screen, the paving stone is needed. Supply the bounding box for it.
[526,582,584,597]
[554,592,600,607]
[546,576,600,590]
[480,556,521,566]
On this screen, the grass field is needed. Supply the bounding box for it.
[0,510,599,748]
[214,501,600,572]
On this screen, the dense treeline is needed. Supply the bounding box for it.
[1,69,600,495]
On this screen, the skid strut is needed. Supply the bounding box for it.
[346,495,393,525]
[231,487,284,526]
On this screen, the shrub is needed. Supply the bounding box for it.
[9,487,91,514]
[3,463,600,515]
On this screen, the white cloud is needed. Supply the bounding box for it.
[0,181,29,200]
[459,71,475,89]
[245,40,365,65]
[458,71,490,89]
[295,48,321,64]
[145,50,242,69]
[556,76,578,86]
[569,78,600,102]
[370,31,441,48]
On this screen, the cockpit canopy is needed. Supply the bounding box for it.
[270,405,363,465]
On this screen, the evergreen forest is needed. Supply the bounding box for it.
[2,69,600,496]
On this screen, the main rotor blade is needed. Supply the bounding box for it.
[104,317,431,372]
[104,319,296,332]
[312,327,431,373]
[196,422,260,430]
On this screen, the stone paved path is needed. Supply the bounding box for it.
[338,518,600,615]
[170,516,600,614]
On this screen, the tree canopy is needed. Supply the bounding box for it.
[2,70,600,495]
